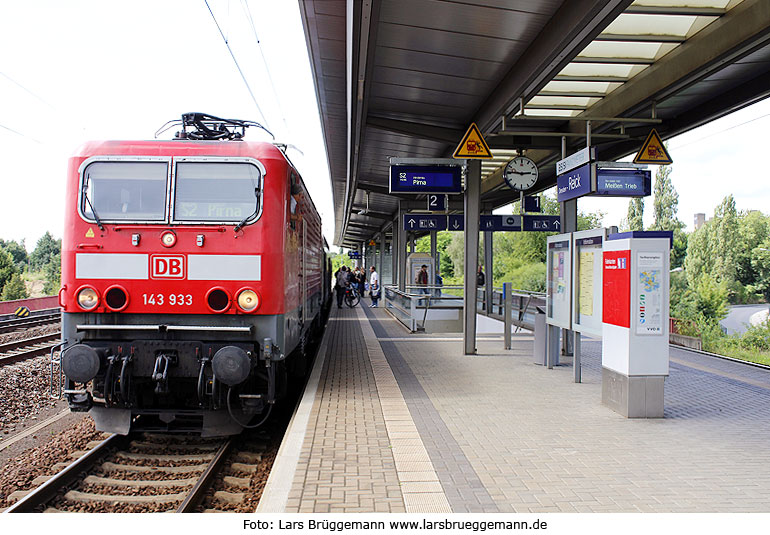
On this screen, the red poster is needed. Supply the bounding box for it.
[602,250,631,328]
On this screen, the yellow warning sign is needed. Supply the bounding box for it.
[14,306,30,318]
[453,123,493,159]
[633,129,673,165]
[85,228,95,238]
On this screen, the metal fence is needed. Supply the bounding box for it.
[383,284,545,333]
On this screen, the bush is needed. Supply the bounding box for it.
[739,319,770,352]
[1,272,28,300]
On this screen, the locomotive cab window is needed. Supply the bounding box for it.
[81,161,168,222]
[173,161,262,223]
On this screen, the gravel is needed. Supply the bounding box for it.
[0,417,104,509]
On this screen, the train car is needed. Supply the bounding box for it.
[57,114,329,436]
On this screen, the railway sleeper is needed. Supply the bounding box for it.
[115,451,214,463]
[83,475,199,488]
[128,440,221,452]
[64,489,188,505]
[101,461,205,475]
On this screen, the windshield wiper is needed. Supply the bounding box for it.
[234,187,259,233]
[83,174,105,231]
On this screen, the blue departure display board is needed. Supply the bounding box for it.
[594,168,651,197]
[390,164,463,194]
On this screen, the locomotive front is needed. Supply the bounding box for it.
[58,121,303,436]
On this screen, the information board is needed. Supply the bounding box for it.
[635,251,664,335]
[594,168,651,197]
[546,233,572,329]
[389,158,464,194]
[556,163,592,202]
[571,229,607,337]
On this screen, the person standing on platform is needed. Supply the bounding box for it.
[415,264,430,295]
[357,267,366,298]
[369,265,380,307]
[336,266,349,308]
[477,265,486,287]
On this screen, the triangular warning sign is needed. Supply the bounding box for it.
[634,129,673,165]
[85,228,95,238]
[453,123,493,159]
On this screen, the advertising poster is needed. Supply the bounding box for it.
[636,251,664,335]
[546,237,571,328]
[578,251,594,317]
[602,250,631,328]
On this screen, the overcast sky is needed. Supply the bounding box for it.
[1,1,768,252]
[0,0,334,247]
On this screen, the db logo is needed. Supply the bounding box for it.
[151,255,185,279]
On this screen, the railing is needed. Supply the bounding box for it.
[384,285,464,332]
[478,286,546,332]
[383,284,545,334]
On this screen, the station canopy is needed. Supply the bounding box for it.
[299,0,770,247]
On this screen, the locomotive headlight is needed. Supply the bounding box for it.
[77,287,99,310]
[237,289,259,312]
[161,230,177,248]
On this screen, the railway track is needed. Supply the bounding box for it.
[0,312,61,335]
[0,332,62,366]
[4,431,268,513]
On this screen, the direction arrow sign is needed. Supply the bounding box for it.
[523,215,561,232]
[448,214,464,231]
[480,215,521,232]
[403,214,448,231]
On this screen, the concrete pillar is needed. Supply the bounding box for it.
[430,231,437,265]
[561,198,577,356]
[464,159,481,355]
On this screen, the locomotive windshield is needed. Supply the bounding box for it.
[81,161,168,221]
[173,162,261,223]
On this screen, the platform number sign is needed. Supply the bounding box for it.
[427,194,446,212]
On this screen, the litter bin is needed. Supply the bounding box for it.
[534,305,547,366]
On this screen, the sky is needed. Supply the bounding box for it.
[1,1,769,252]
[0,0,334,247]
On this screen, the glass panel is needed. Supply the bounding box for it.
[82,161,168,221]
[174,162,261,222]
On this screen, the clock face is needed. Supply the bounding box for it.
[503,157,539,191]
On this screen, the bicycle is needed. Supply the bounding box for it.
[344,286,360,307]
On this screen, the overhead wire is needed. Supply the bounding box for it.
[240,0,290,137]
[671,111,770,152]
[204,0,270,131]
[0,122,42,144]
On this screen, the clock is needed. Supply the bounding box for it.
[503,156,539,191]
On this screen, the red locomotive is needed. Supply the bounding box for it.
[58,113,331,436]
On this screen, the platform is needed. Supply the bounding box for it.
[258,305,770,513]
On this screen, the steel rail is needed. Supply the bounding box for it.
[0,313,61,334]
[4,434,124,513]
[0,333,62,366]
[177,438,235,513]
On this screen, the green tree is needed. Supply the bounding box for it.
[626,198,644,231]
[43,253,62,295]
[735,210,770,290]
[29,232,61,270]
[0,239,28,269]
[649,165,682,231]
[0,249,17,295]
[1,272,28,300]
[712,195,740,287]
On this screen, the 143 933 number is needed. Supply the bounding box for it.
[142,293,193,306]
